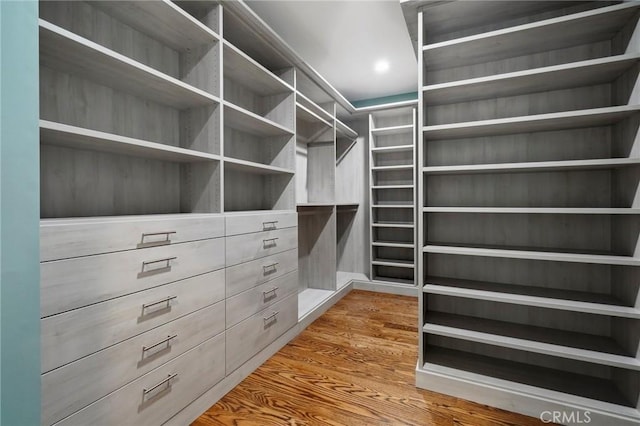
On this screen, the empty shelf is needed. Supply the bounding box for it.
[372,165,414,171]
[372,241,415,249]
[39,20,218,110]
[299,288,334,320]
[92,0,219,51]
[424,244,640,266]
[296,91,334,122]
[40,120,220,162]
[423,158,640,174]
[422,3,640,69]
[224,157,294,175]
[371,124,414,136]
[336,119,358,139]
[423,105,640,140]
[372,204,414,209]
[423,54,640,105]
[372,258,415,268]
[423,207,640,214]
[296,103,333,128]
[372,222,414,229]
[372,145,414,153]
[372,185,414,190]
[424,312,640,370]
[372,275,415,286]
[423,347,633,409]
[425,277,640,319]
[224,41,293,96]
[224,101,294,137]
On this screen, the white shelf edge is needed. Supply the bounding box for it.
[296,102,333,128]
[223,101,295,136]
[39,19,219,109]
[223,40,294,94]
[423,322,640,371]
[423,245,640,266]
[371,259,416,268]
[371,144,414,153]
[335,118,358,139]
[371,124,414,136]
[40,120,220,162]
[371,185,414,189]
[423,207,640,214]
[372,204,415,209]
[372,241,415,249]
[422,158,640,174]
[424,283,640,319]
[224,157,295,175]
[296,91,335,122]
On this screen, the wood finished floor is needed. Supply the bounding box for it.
[192,290,545,426]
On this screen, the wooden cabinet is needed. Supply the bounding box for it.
[54,333,225,426]
[225,226,298,266]
[225,248,298,297]
[42,301,225,425]
[226,292,298,374]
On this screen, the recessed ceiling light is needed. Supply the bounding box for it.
[374,59,390,74]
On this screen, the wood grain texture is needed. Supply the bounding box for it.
[192,290,546,426]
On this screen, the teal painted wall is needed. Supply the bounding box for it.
[351,92,418,109]
[0,1,40,425]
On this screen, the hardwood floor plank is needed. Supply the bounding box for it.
[192,290,546,426]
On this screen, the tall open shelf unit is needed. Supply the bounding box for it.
[295,71,362,321]
[405,1,640,423]
[369,107,418,285]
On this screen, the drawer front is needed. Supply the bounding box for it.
[225,227,297,267]
[225,212,297,236]
[42,302,225,426]
[226,293,298,374]
[41,214,225,262]
[42,269,225,373]
[55,332,225,426]
[41,237,225,317]
[226,270,298,328]
[226,248,298,297]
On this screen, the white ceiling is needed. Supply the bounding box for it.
[245,0,418,103]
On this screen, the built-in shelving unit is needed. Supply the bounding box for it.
[369,107,417,286]
[39,0,223,218]
[408,0,640,423]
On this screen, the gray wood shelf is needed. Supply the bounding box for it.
[372,222,414,229]
[224,157,294,175]
[424,244,640,266]
[370,124,414,136]
[422,3,640,70]
[39,19,218,110]
[424,312,640,370]
[296,91,334,122]
[371,258,415,268]
[296,103,332,128]
[371,144,414,153]
[335,118,358,139]
[423,54,640,105]
[372,185,414,190]
[372,165,414,171]
[423,158,640,175]
[372,204,414,209]
[92,0,219,51]
[224,41,293,97]
[423,105,640,140]
[425,277,640,319]
[224,101,294,137]
[40,120,220,163]
[422,347,635,409]
[423,207,640,215]
[372,241,415,249]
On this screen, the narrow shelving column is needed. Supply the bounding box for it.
[409,1,640,423]
[368,107,417,285]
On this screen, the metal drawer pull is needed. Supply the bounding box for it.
[263,287,279,296]
[139,231,177,248]
[263,262,279,272]
[142,256,176,270]
[143,373,177,395]
[263,238,279,247]
[142,231,177,238]
[263,311,279,321]
[262,220,279,230]
[142,295,177,310]
[142,334,177,353]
